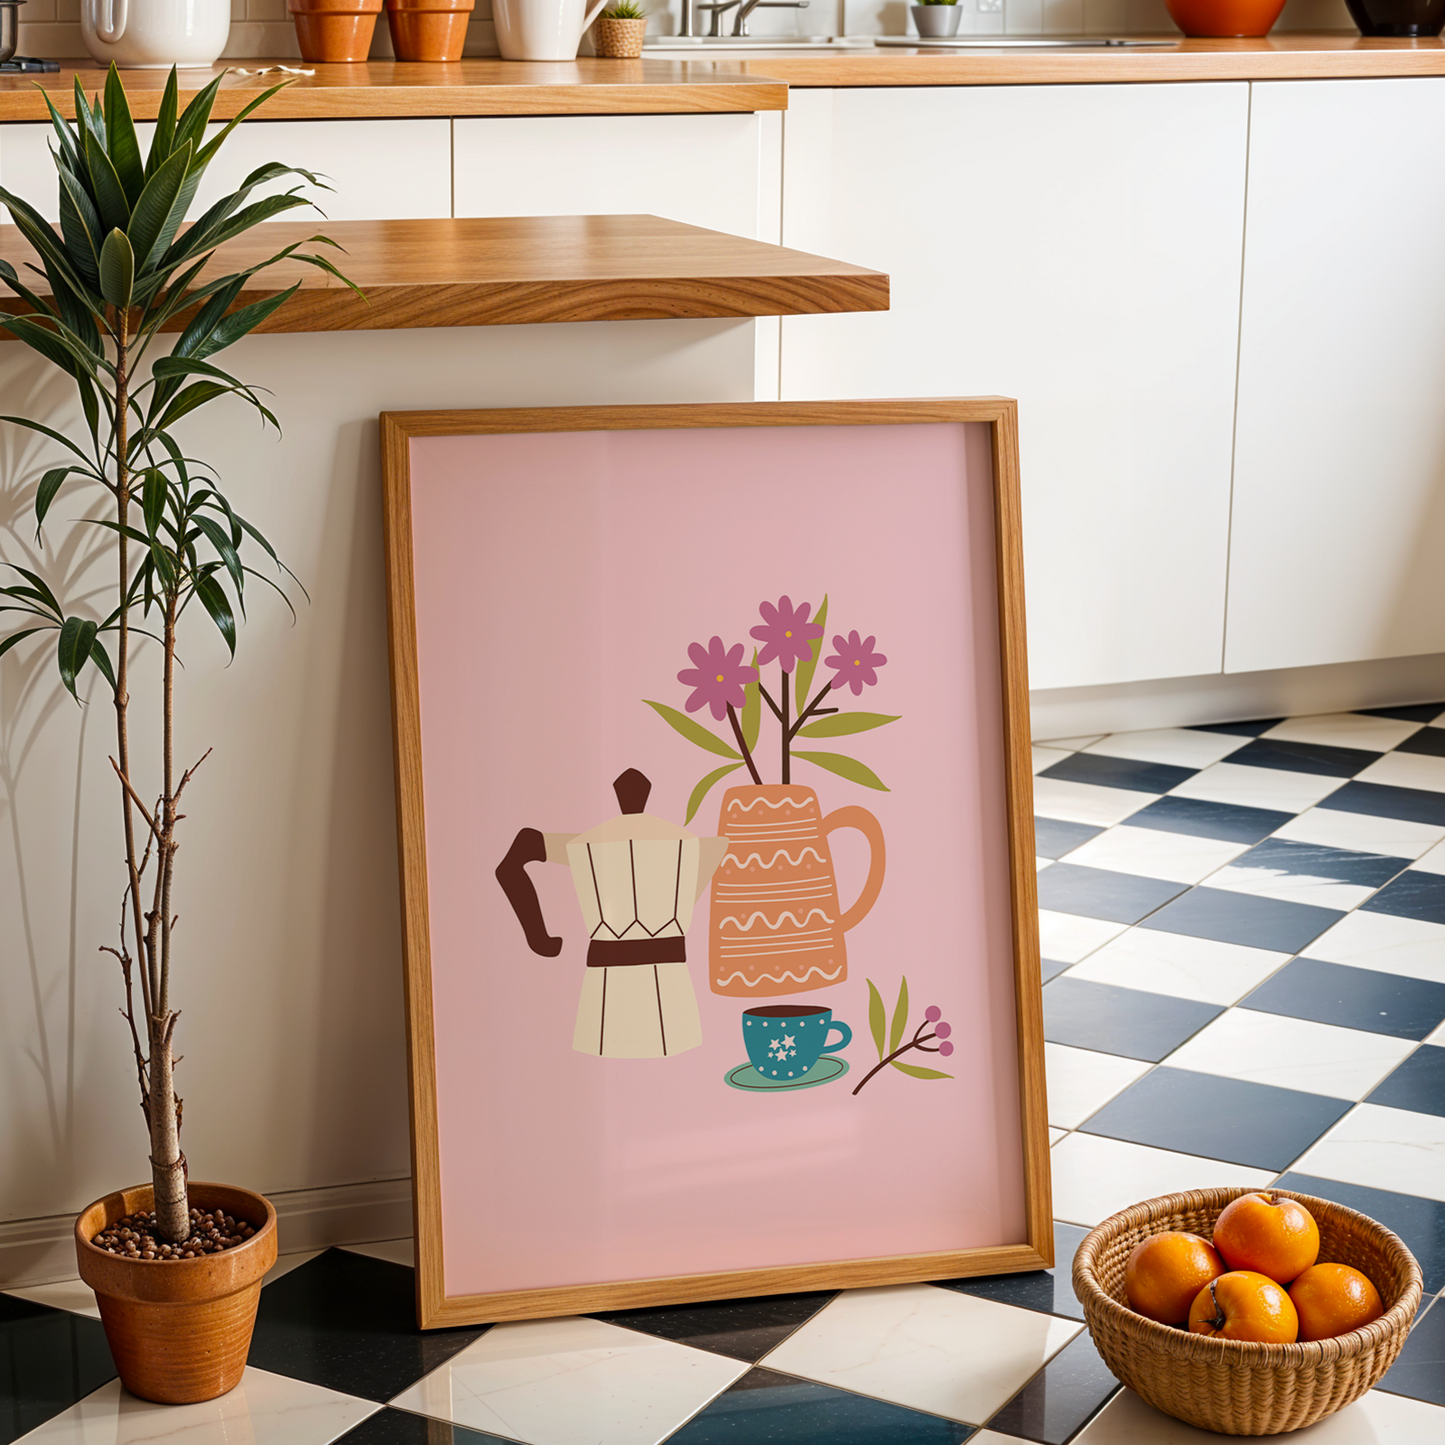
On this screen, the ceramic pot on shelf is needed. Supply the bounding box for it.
[288,0,383,62]
[386,0,474,60]
[492,0,608,60]
[1163,0,1285,35]
[592,14,646,56]
[911,3,962,36]
[81,0,231,68]
[1344,0,1445,33]
[74,1181,277,1405]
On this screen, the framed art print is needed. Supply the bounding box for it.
[381,399,1049,1328]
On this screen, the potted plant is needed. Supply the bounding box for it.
[912,0,962,37]
[0,66,353,1405]
[593,1,647,57]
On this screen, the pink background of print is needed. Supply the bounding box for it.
[407,420,1026,1298]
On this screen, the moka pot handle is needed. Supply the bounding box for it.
[496,827,563,957]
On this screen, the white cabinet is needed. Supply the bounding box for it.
[1226,79,1445,675]
[777,84,1250,693]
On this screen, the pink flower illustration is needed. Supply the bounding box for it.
[825,631,888,695]
[749,596,824,672]
[677,637,758,721]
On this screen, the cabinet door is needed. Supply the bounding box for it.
[1226,79,1445,674]
[780,85,1250,692]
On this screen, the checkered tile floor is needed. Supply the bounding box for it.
[6,706,1445,1444]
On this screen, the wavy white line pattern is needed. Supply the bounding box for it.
[724,847,826,870]
[719,908,836,933]
[726,794,814,813]
[715,963,846,988]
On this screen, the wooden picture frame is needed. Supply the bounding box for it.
[381,398,1048,1329]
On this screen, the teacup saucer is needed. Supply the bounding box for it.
[723,1055,849,1092]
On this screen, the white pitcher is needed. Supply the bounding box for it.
[492,0,608,60]
[82,0,232,68]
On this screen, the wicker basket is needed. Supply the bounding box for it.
[1073,1187,1422,1436]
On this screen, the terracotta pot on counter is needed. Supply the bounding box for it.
[1163,0,1285,33]
[75,1181,278,1405]
[386,0,475,60]
[288,0,383,62]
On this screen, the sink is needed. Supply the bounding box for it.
[643,35,1174,51]
[643,35,873,49]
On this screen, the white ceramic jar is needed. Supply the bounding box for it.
[492,0,607,60]
[82,0,231,68]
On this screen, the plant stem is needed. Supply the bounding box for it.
[727,703,763,785]
[789,679,837,742]
[781,668,791,785]
[850,1030,938,1096]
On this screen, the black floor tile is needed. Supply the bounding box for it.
[331,1409,513,1445]
[1189,719,1283,737]
[1042,957,1072,983]
[935,1222,1090,1322]
[1039,753,1194,796]
[1360,702,1444,724]
[1362,870,1445,925]
[0,1295,114,1445]
[1319,781,1445,827]
[1080,1068,1352,1172]
[1397,728,1445,759]
[1227,737,1383,779]
[665,1367,974,1444]
[1243,958,1445,1042]
[1124,796,1293,845]
[1367,1046,1445,1118]
[593,1291,836,1362]
[1377,1296,1445,1406]
[1035,864,1186,925]
[248,1249,488,1403]
[1042,978,1222,1063]
[984,1328,1119,1445]
[1138,887,1343,954]
[1034,817,1104,861]
[1223,838,1410,893]
[1274,1172,1445,1295]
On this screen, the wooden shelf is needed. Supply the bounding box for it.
[0,215,888,333]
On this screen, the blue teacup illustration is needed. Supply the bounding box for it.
[742,1004,852,1080]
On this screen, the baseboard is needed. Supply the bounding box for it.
[1030,652,1445,741]
[0,1176,413,1289]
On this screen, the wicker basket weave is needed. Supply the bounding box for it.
[1072,1187,1422,1436]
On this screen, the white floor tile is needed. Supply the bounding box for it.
[763,1284,1080,1426]
[1044,1043,1152,1129]
[1291,1103,1445,1202]
[1263,712,1423,752]
[1356,751,1445,795]
[1307,911,1445,984]
[1050,1133,1274,1227]
[1036,857,1052,872]
[1076,1384,1445,1443]
[1032,776,1158,828]
[392,1315,747,1445]
[1049,1127,1067,1145]
[1203,861,1379,912]
[265,1250,324,1286]
[1275,806,1445,861]
[340,1238,414,1267]
[1160,1009,1416,1100]
[1066,929,1290,1006]
[1040,734,1105,750]
[1038,910,1130,964]
[1063,825,1250,885]
[1033,745,1073,774]
[18,1370,377,1445]
[1413,840,1445,875]
[1168,762,1344,814]
[2,1279,101,1319]
[1084,728,1251,769]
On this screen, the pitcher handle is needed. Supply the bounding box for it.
[820,804,886,933]
[496,827,563,957]
[93,0,128,43]
[582,0,609,31]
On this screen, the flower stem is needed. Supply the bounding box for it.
[727,704,763,785]
[789,679,838,742]
[851,1030,938,1095]
[781,667,791,785]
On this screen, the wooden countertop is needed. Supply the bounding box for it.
[0,215,888,332]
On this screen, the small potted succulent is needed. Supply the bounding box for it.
[0,67,352,1404]
[593,0,647,57]
[912,0,962,37]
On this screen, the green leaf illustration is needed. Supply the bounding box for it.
[867,978,886,1062]
[889,975,909,1054]
[643,699,741,760]
[741,647,761,753]
[685,763,743,825]
[891,1062,953,1081]
[792,750,889,791]
[797,712,901,739]
[794,592,827,715]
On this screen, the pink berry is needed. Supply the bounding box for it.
[934,1021,952,1039]
[938,1041,954,1056]
[924,1005,941,1022]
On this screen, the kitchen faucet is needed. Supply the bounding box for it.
[681,0,809,37]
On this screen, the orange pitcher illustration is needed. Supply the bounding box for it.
[709,784,884,996]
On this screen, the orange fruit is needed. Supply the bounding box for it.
[1289,1263,1384,1341]
[1125,1231,1225,1324]
[1188,1270,1299,1343]
[1212,1192,1319,1283]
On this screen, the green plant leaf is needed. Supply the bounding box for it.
[889,975,909,1054]
[0,627,45,661]
[141,468,168,539]
[34,468,76,534]
[890,1061,953,1081]
[741,647,761,753]
[794,592,827,715]
[193,514,244,594]
[146,68,179,180]
[56,169,104,286]
[98,228,134,309]
[685,763,743,825]
[0,314,84,376]
[88,635,116,693]
[643,700,741,760]
[102,64,145,206]
[796,711,901,739]
[791,750,889,791]
[192,573,236,657]
[82,126,131,232]
[57,615,98,700]
[867,978,886,1062]
[127,140,193,273]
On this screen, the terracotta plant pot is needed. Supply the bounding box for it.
[386,0,474,61]
[287,0,383,62]
[1163,0,1286,34]
[592,15,646,57]
[75,1181,278,1405]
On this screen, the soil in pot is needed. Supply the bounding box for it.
[91,1205,258,1260]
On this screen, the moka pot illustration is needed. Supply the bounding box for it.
[496,769,728,1058]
